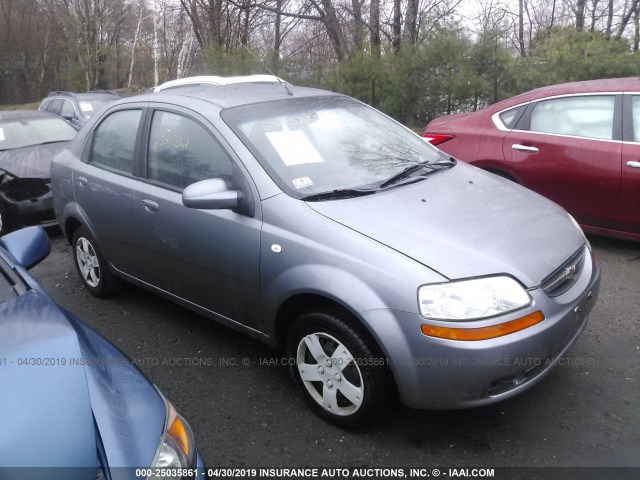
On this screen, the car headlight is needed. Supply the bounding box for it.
[418,276,531,320]
[148,399,196,479]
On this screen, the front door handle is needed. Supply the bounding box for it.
[627,161,640,168]
[77,176,88,187]
[142,199,159,213]
[512,144,539,153]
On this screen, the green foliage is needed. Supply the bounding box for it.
[203,46,266,75]
[506,27,640,94]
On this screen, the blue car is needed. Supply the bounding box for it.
[0,227,205,479]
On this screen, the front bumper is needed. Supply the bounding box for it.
[1,190,55,229]
[361,249,601,409]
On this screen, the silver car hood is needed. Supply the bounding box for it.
[307,162,585,288]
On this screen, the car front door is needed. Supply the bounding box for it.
[502,94,622,230]
[72,106,144,272]
[617,95,640,236]
[131,106,263,328]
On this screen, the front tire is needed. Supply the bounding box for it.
[72,226,120,297]
[287,311,392,427]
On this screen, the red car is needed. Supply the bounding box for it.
[423,77,640,242]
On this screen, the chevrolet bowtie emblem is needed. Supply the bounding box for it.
[564,264,577,280]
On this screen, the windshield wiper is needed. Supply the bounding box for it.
[301,188,377,202]
[34,140,69,146]
[378,160,455,189]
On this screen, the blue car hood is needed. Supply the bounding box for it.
[307,162,585,288]
[0,291,99,471]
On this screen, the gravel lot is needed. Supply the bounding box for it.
[31,231,640,469]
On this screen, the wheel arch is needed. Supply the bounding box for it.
[273,292,400,400]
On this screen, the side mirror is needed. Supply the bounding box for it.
[182,178,239,210]
[0,227,50,269]
[62,113,74,121]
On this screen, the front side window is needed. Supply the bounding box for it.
[147,110,235,190]
[48,99,63,115]
[61,100,77,119]
[529,96,615,140]
[90,109,142,174]
[223,96,445,198]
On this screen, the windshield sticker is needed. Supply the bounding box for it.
[265,131,325,167]
[292,176,314,189]
[0,127,4,142]
[79,102,94,112]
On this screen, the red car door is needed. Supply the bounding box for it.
[616,95,640,237]
[502,94,622,230]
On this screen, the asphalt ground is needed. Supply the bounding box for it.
[30,231,640,471]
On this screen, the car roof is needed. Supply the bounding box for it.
[125,83,339,110]
[492,77,640,111]
[0,110,60,122]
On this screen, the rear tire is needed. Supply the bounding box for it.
[72,226,120,297]
[287,311,392,428]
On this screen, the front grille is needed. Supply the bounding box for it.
[540,246,586,297]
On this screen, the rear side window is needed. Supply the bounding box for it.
[529,96,615,140]
[90,109,142,174]
[630,96,640,142]
[147,110,235,190]
[498,105,526,129]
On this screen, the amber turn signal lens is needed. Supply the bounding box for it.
[421,310,545,341]
[168,414,191,457]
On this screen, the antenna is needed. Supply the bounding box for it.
[240,43,293,96]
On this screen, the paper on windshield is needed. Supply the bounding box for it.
[79,102,94,112]
[0,128,4,142]
[265,130,324,167]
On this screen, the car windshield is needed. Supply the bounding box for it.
[0,117,77,151]
[78,99,112,118]
[223,96,449,199]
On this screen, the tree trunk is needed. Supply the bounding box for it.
[128,1,145,88]
[575,0,586,30]
[518,0,525,56]
[605,0,614,37]
[404,0,419,46]
[616,0,640,38]
[351,0,364,51]
[392,0,401,51]
[370,0,380,56]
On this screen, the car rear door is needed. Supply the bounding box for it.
[72,105,145,272]
[502,94,622,230]
[617,94,640,236]
[131,105,263,329]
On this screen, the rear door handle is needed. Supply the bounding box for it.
[512,144,539,153]
[77,176,88,187]
[627,161,640,168]
[142,199,159,213]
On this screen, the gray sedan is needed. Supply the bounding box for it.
[51,80,600,427]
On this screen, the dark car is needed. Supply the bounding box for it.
[0,226,205,478]
[422,77,640,242]
[39,90,120,129]
[0,110,77,235]
[51,79,600,427]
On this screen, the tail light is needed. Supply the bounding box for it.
[421,133,454,146]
